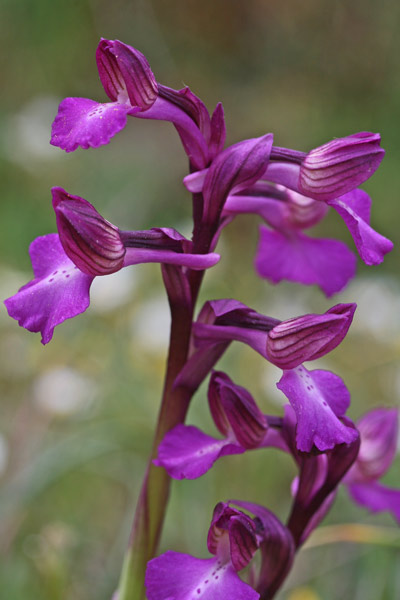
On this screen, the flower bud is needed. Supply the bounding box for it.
[52,187,125,276]
[299,132,385,201]
[266,303,356,369]
[96,39,158,109]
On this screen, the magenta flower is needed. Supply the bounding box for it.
[191,300,358,451]
[154,371,268,479]
[344,408,400,523]
[51,39,225,169]
[145,501,294,600]
[4,188,219,344]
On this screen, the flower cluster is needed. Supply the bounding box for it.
[4,39,397,600]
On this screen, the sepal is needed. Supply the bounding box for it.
[299,132,385,201]
[208,371,267,448]
[52,187,125,276]
[265,303,356,369]
[96,39,158,109]
[208,503,259,571]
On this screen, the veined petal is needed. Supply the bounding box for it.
[230,501,295,598]
[328,190,393,265]
[50,97,131,152]
[145,552,259,600]
[52,187,125,275]
[4,235,93,344]
[202,135,273,225]
[154,424,244,480]
[96,39,158,109]
[255,227,357,296]
[277,367,358,452]
[266,304,356,370]
[208,372,267,448]
[299,132,385,201]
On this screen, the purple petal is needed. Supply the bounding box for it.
[299,132,385,201]
[225,185,329,231]
[266,304,356,370]
[96,39,158,109]
[194,299,279,357]
[52,187,125,275]
[184,169,208,193]
[124,247,220,270]
[208,371,267,448]
[145,552,259,600]
[158,84,211,141]
[328,190,393,265]
[347,482,400,523]
[209,103,226,158]
[255,227,357,296]
[208,503,260,571]
[277,367,358,452]
[230,500,295,598]
[4,234,93,344]
[50,97,131,152]
[202,135,273,225]
[154,424,244,479]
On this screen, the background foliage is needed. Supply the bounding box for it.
[1,1,399,598]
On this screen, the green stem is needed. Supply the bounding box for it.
[117,282,196,600]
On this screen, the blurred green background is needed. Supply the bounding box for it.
[1,1,399,599]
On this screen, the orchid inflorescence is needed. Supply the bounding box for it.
[4,39,398,600]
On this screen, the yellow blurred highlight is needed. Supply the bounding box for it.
[303,524,400,548]
[287,586,321,600]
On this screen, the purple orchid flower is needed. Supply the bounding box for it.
[4,188,219,344]
[154,371,269,479]
[344,408,400,523]
[50,39,225,169]
[145,501,294,600]
[191,299,358,452]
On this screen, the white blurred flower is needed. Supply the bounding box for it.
[0,434,9,477]
[3,96,61,169]
[131,295,170,353]
[90,268,137,313]
[33,367,97,417]
[341,275,400,343]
